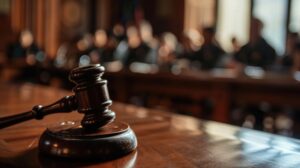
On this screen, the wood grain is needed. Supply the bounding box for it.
[0,83,300,167]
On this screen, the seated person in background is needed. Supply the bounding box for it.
[77,34,94,67]
[7,30,42,66]
[157,32,183,71]
[234,18,276,68]
[281,32,299,70]
[56,33,98,69]
[6,30,44,82]
[111,23,126,44]
[191,27,224,70]
[55,36,83,69]
[90,29,117,64]
[139,20,159,64]
[180,29,202,59]
[115,25,152,67]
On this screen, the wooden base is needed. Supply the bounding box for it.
[38,121,137,160]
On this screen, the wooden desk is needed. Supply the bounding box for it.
[2,66,300,124]
[1,83,300,167]
[104,70,300,123]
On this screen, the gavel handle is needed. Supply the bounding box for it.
[0,111,36,129]
[0,95,77,129]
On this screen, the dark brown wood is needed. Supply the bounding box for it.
[0,96,76,129]
[39,121,137,160]
[0,65,113,130]
[104,70,300,123]
[0,64,137,160]
[2,65,300,124]
[1,83,300,167]
[69,64,116,130]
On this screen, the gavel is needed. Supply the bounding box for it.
[0,64,137,160]
[0,64,115,129]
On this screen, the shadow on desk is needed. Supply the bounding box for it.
[0,148,137,167]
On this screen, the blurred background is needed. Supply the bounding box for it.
[0,0,300,138]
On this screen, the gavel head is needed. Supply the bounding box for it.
[69,64,115,130]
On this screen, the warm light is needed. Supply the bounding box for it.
[20,30,34,48]
[95,29,108,47]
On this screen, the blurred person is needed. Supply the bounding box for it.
[112,23,126,43]
[234,18,276,68]
[77,33,94,66]
[53,35,88,88]
[55,36,81,69]
[7,30,43,66]
[191,27,224,70]
[139,20,159,64]
[6,30,45,82]
[157,32,183,70]
[140,21,153,44]
[222,37,242,70]
[115,25,152,67]
[77,33,94,57]
[56,34,94,69]
[90,29,117,64]
[181,29,202,59]
[281,32,299,69]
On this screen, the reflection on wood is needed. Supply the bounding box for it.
[1,83,300,167]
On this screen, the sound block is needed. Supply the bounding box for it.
[39,121,137,160]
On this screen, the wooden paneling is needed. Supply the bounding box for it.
[35,0,45,48]
[96,0,111,30]
[141,0,185,37]
[10,0,26,33]
[8,0,92,58]
[45,0,60,58]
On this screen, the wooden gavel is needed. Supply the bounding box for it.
[0,64,115,130]
[0,64,137,160]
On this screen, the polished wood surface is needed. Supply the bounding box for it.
[1,83,300,167]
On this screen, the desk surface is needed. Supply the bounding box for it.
[0,83,300,168]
